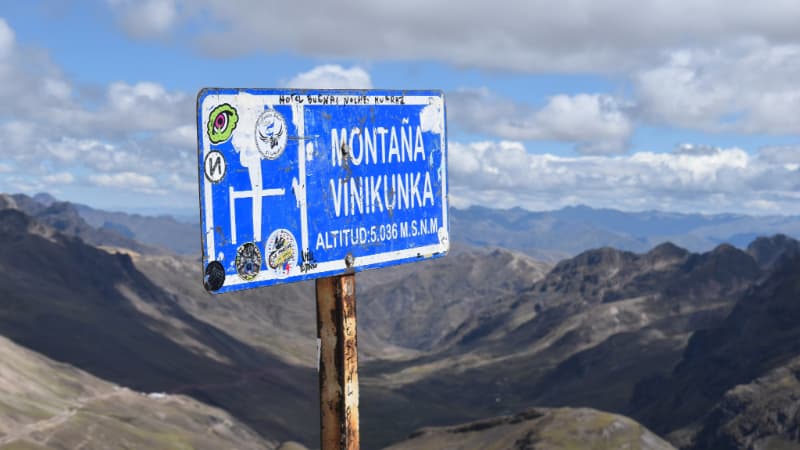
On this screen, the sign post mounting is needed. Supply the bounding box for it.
[317,273,359,449]
[196,88,448,449]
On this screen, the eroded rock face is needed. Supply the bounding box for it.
[358,240,772,447]
[0,193,18,210]
[687,357,800,450]
[383,407,676,450]
[747,234,800,271]
[630,250,800,442]
[358,246,551,351]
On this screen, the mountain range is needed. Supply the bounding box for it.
[1,192,799,449]
[451,204,800,260]
[361,233,800,448]
[13,193,800,261]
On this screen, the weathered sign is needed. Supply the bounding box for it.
[197,88,449,293]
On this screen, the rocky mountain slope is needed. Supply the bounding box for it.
[629,241,800,449]
[131,252,424,366]
[358,241,767,446]
[384,407,676,450]
[120,226,794,449]
[0,203,552,448]
[684,356,800,450]
[3,192,800,449]
[746,233,800,271]
[0,334,275,450]
[358,247,551,351]
[0,208,318,446]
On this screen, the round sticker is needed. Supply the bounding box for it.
[204,261,226,291]
[235,242,262,281]
[255,110,288,159]
[203,150,227,183]
[207,103,239,144]
[265,229,298,277]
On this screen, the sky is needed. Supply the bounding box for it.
[1,0,799,216]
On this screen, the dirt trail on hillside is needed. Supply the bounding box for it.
[0,388,122,446]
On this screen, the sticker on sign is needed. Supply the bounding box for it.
[197,88,449,293]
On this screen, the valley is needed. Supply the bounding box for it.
[0,193,799,449]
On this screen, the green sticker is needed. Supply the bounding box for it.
[207,103,239,144]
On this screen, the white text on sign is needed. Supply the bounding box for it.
[315,218,440,251]
[330,125,435,218]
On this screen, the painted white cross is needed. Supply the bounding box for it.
[228,100,289,245]
[229,187,285,245]
[229,157,285,245]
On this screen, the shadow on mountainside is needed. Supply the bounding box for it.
[0,209,317,446]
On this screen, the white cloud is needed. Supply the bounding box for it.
[102,81,192,133]
[42,172,75,185]
[165,172,196,193]
[449,141,800,214]
[156,124,196,148]
[89,172,159,191]
[4,12,800,216]
[99,2,800,146]
[4,134,138,174]
[745,199,780,211]
[4,178,46,194]
[118,1,800,73]
[758,146,800,165]
[0,21,190,140]
[41,78,71,101]
[108,81,169,108]
[107,0,178,39]
[284,65,372,89]
[636,41,800,134]
[0,19,196,206]
[450,88,632,154]
[0,17,15,59]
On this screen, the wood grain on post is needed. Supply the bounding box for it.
[316,274,359,450]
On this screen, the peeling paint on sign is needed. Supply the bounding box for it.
[197,88,449,293]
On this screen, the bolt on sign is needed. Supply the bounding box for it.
[197,89,449,293]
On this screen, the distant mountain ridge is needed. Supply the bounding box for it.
[5,193,800,260]
[0,193,163,255]
[73,201,201,255]
[1,193,199,256]
[451,204,800,260]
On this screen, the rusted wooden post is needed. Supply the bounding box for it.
[316,274,359,450]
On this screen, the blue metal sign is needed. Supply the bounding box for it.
[197,88,449,293]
